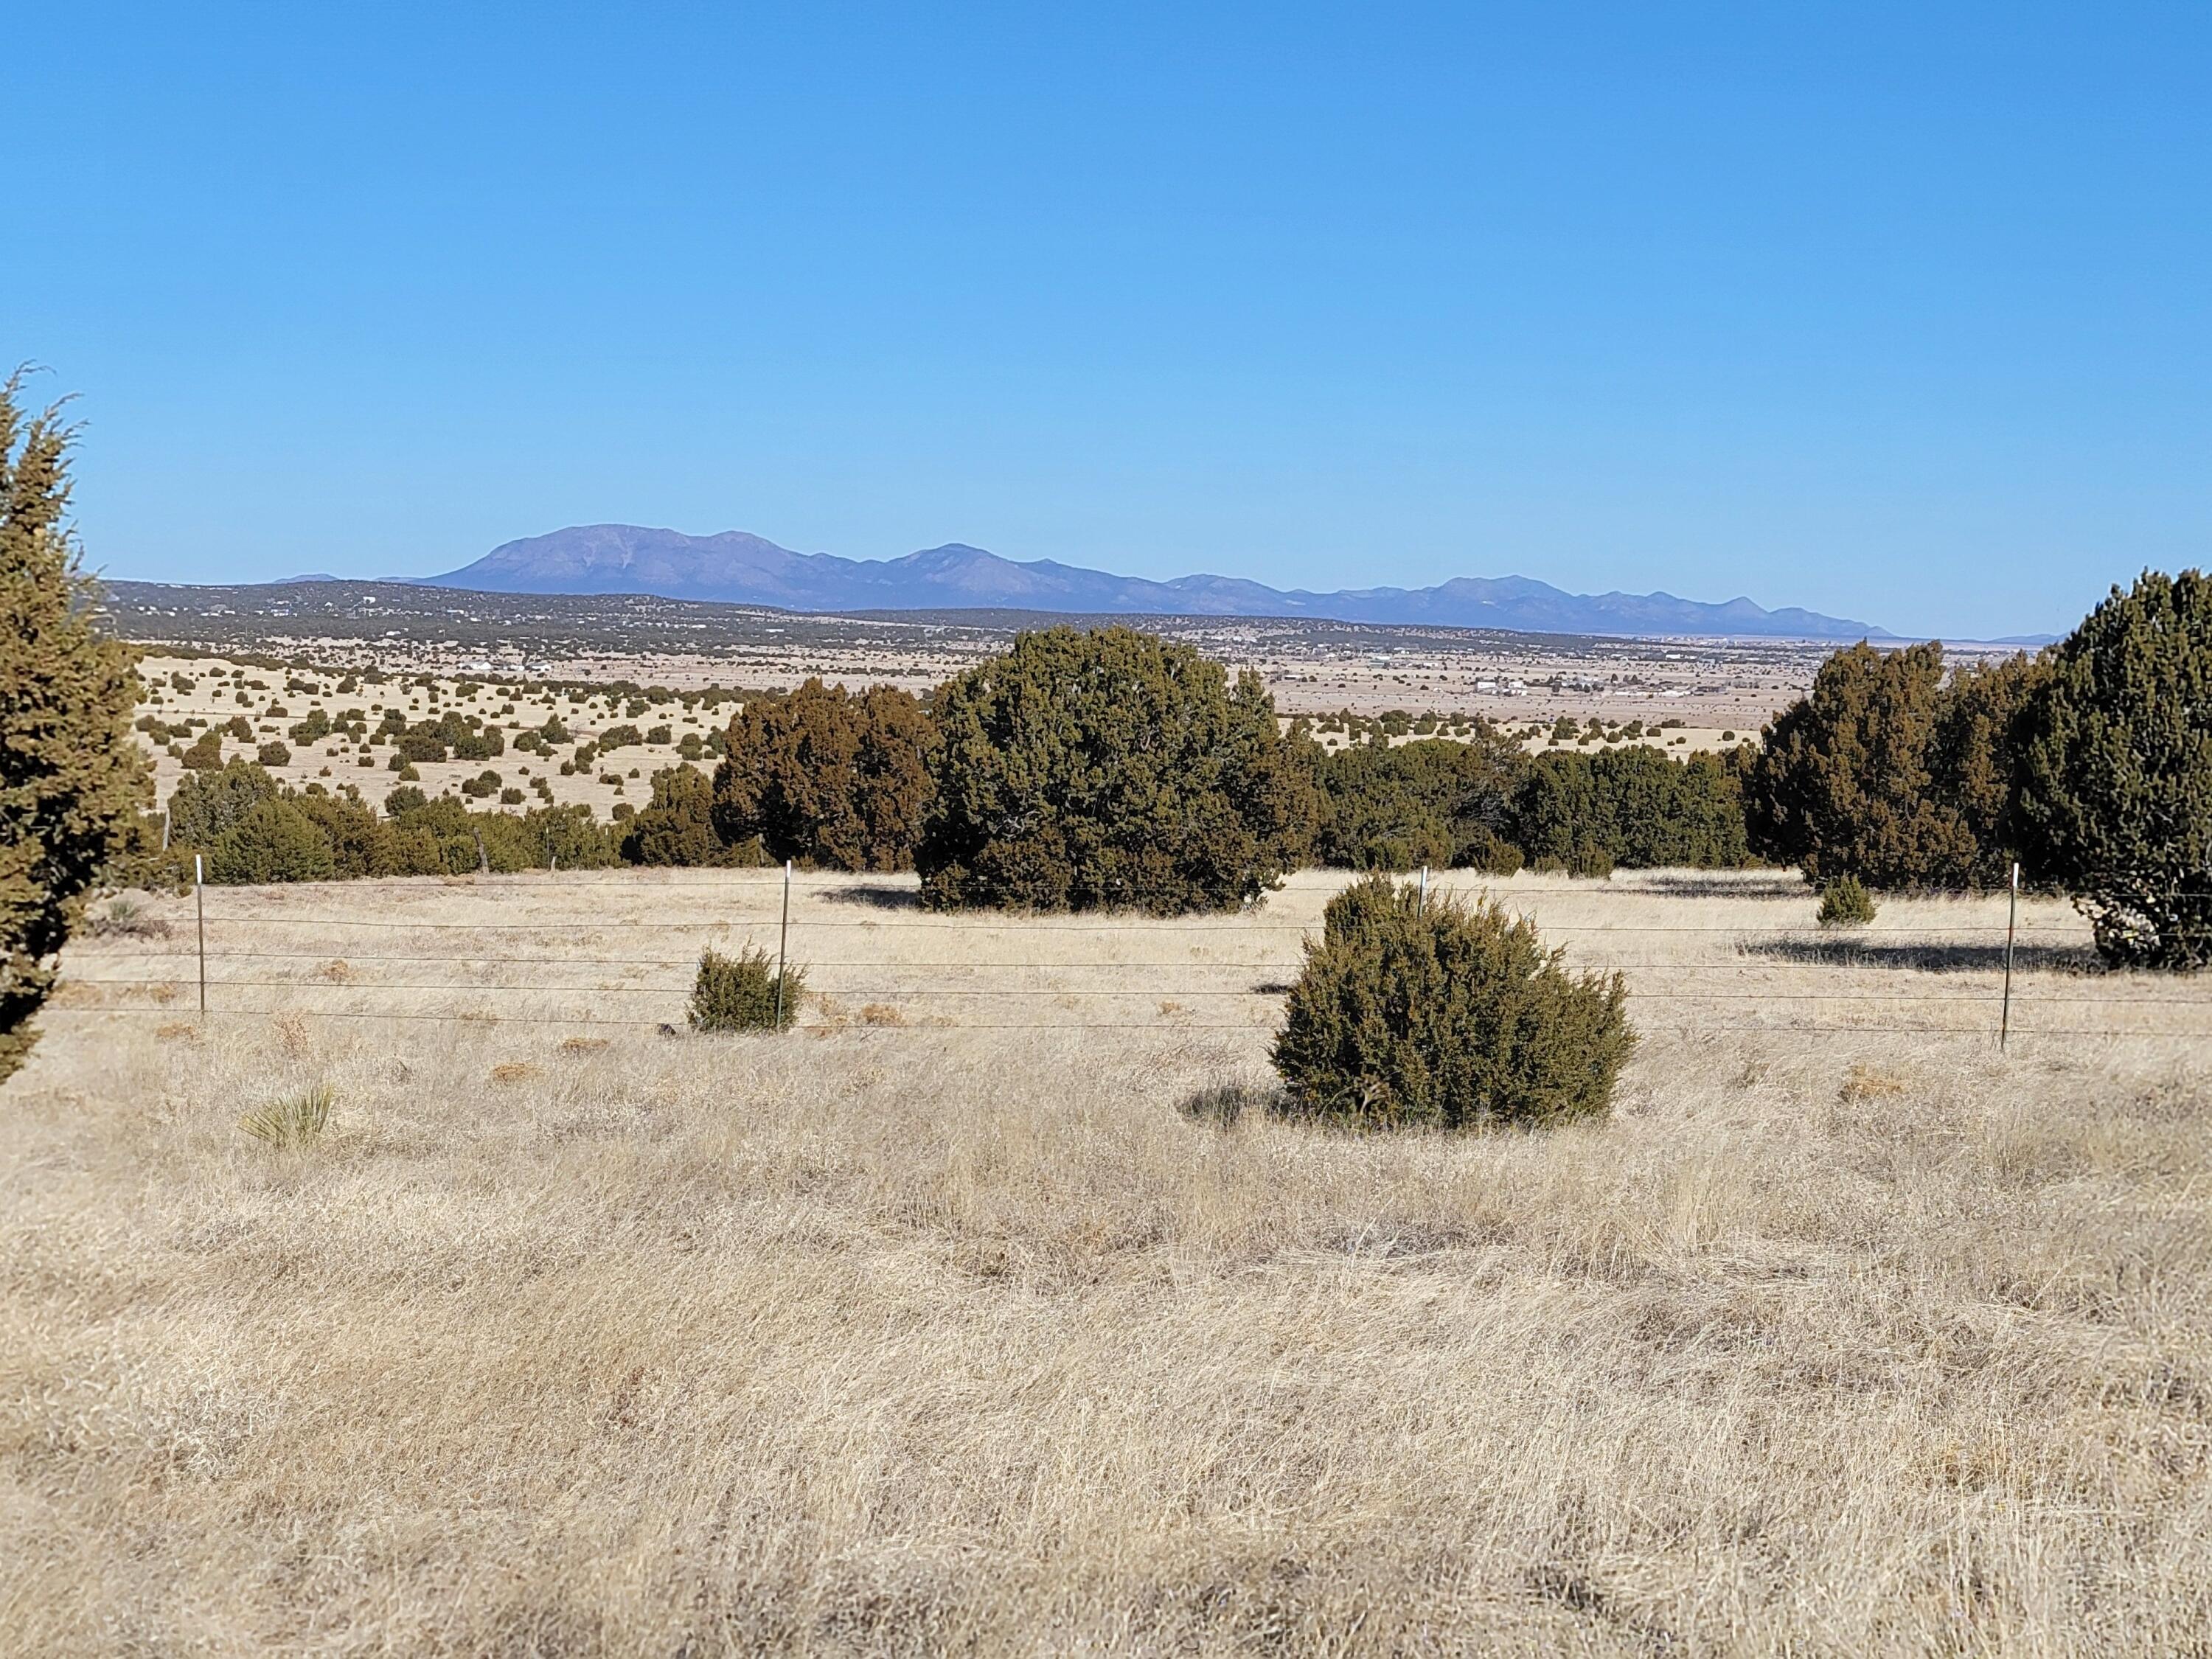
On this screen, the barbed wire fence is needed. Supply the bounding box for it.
[49,864,2212,1046]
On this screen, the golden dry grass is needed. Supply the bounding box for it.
[4,869,2209,1655]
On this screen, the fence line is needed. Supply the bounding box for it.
[52,871,2211,1045]
[45,1006,2199,1041]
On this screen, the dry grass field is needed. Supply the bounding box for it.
[5,869,2210,1655]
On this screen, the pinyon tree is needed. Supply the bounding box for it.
[1,371,151,1083]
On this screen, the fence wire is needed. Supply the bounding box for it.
[48,872,2212,1045]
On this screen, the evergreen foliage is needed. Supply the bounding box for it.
[1745,641,2042,890]
[2015,570,2212,967]
[1310,734,1520,871]
[917,627,1316,912]
[1273,874,1633,1130]
[688,945,803,1032]
[169,763,617,881]
[1,372,152,1082]
[713,679,936,870]
[1511,747,1749,871]
[205,799,338,884]
[1817,875,1877,928]
[622,764,731,866]
[167,758,280,846]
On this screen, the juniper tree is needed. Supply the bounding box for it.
[1744,640,2037,889]
[917,626,1316,913]
[1,371,151,1082]
[2016,571,2212,967]
[713,679,937,870]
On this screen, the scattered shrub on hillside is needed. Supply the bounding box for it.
[714,679,939,871]
[2016,570,2212,967]
[257,740,291,766]
[688,945,803,1032]
[1273,874,1633,1130]
[1817,875,1877,928]
[180,730,224,769]
[918,627,1316,913]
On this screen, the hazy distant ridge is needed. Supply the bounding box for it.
[426,524,1888,639]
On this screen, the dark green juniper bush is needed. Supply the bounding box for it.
[1273,874,1634,1130]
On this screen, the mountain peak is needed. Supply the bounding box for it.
[425,525,1887,639]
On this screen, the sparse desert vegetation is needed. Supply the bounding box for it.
[5,867,2210,1653]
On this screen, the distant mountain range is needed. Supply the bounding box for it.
[422,524,1890,640]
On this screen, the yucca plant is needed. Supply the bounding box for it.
[239,1082,335,1148]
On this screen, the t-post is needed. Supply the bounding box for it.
[775,859,793,1029]
[2000,861,2020,1051]
[194,854,206,1016]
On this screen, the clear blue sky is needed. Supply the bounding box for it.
[10,3,2208,639]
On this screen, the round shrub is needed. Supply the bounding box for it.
[1817,875,1877,928]
[1273,874,1634,1130]
[918,626,1315,913]
[688,945,803,1032]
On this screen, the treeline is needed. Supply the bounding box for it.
[152,627,1756,903]
[1738,570,2211,967]
[139,570,2212,965]
[1308,736,1747,878]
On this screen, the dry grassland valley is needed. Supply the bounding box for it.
[10,877,2212,1648]
[4,599,2208,1657]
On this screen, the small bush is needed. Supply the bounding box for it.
[688,946,804,1032]
[1273,874,1634,1130]
[239,1082,334,1147]
[257,740,291,766]
[1567,843,1615,880]
[1817,875,1877,928]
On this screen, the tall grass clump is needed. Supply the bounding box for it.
[1817,875,1877,928]
[238,1082,334,1148]
[1273,874,1633,1130]
[689,945,804,1032]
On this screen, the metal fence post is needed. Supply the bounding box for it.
[775,858,792,1029]
[2000,860,2019,1051]
[194,854,206,1017]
